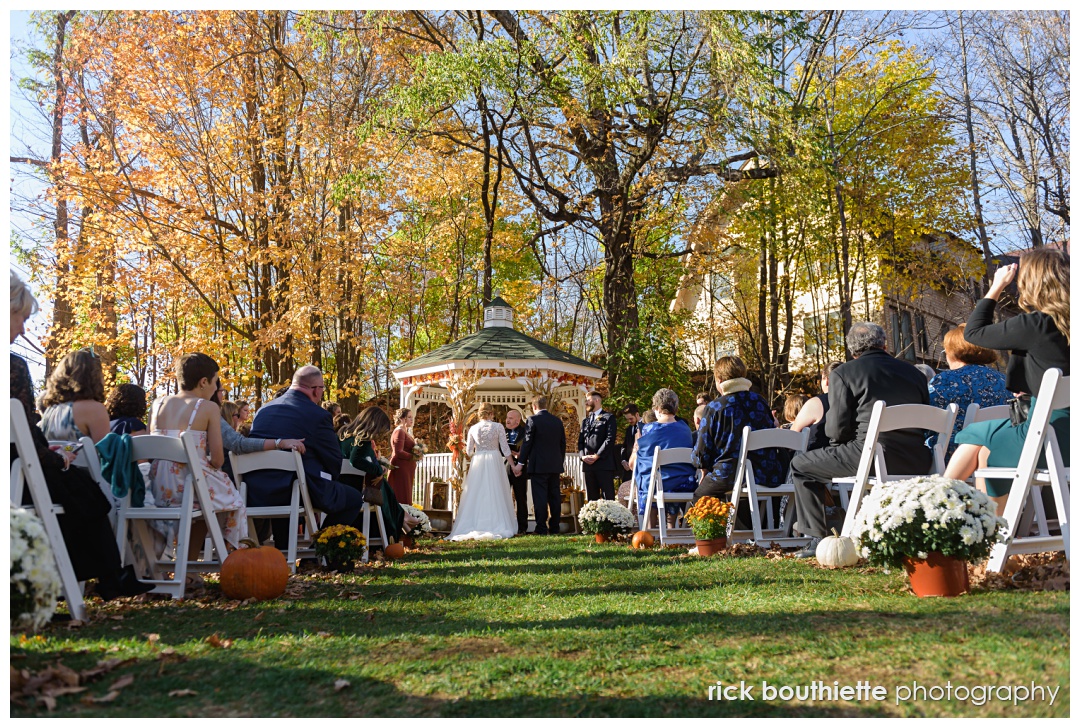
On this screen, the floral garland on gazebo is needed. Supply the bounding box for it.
[401,368,594,389]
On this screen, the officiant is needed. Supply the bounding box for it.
[505,408,530,534]
[578,390,618,501]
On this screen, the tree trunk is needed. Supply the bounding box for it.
[957,11,993,295]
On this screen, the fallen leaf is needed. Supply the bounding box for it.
[146,633,160,645]
[401,579,418,585]
[54,662,80,687]
[38,695,57,712]
[433,592,445,599]
[168,689,198,697]
[11,665,28,692]
[159,647,176,657]
[253,612,264,622]
[333,679,351,692]
[108,615,124,621]
[205,634,233,649]
[81,690,120,704]
[108,674,135,691]
[316,631,332,638]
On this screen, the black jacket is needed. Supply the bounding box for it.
[964,298,1070,394]
[519,410,566,474]
[578,409,618,472]
[827,348,930,461]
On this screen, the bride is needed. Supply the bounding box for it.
[447,403,519,541]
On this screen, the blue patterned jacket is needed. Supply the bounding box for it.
[927,364,1009,459]
[692,390,785,488]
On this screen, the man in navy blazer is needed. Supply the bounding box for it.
[515,395,566,535]
[246,366,364,546]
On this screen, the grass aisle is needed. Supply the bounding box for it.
[10,536,1069,717]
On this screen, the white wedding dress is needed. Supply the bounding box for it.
[446,419,519,541]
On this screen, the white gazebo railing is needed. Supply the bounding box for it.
[412,453,585,507]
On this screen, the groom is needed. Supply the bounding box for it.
[514,395,566,535]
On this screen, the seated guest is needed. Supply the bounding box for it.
[691,404,707,447]
[696,391,713,407]
[333,413,352,434]
[220,400,241,430]
[323,401,342,419]
[11,271,151,601]
[38,349,111,443]
[618,404,640,480]
[789,362,843,452]
[106,383,148,436]
[245,366,366,549]
[915,363,936,383]
[692,355,784,526]
[235,400,251,429]
[211,383,305,458]
[338,406,419,542]
[790,322,932,557]
[629,389,697,524]
[781,394,808,429]
[928,324,1009,461]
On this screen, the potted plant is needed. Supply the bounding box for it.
[401,504,432,548]
[851,476,1007,597]
[314,524,368,572]
[10,507,62,632]
[577,500,635,543]
[684,497,733,556]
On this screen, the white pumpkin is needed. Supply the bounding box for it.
[816,528,859,568]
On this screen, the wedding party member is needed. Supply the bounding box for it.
[578,390,618,501]
[10,271,152,601]
[323,401,342,419]
[927,324,1009,460]
[150,353,248,555]
[789,362,842,452]
[333,413,352,434]
[630,389,696,524]
[504,408,530,534]
[945,250,1070,512]
[790,323,932,556]
[692,357,783,524]
[106,383,148,436]
[447,402,518,541]
[38,349,111,443]
[516,395,566,535]
[247,366,365,548]
[389,408,418,505]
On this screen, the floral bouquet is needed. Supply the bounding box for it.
[851,476,1007,569]
[412,439,428,462]
[10,507,62,632]
[401,505,433,538]
[684,497,734,541]
[559,474,577,493]
[578,499,635,537]
[377,455,396,471]
[314,524,367,566]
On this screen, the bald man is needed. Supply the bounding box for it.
[245,366,365,549]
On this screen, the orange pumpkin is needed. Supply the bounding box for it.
[220,539,289,601]
[631,531,655,549]
[383,542,406,560]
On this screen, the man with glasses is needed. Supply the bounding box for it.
[246,366,365,549]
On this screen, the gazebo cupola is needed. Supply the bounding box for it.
[484,296,515,328]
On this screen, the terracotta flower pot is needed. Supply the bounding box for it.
[902,552,970,597]
[594,533,612,544]
[695,537,727,556]
[402,536,416,549]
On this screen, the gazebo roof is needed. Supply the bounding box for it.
[395,325,597,372]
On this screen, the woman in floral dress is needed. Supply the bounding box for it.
[150,353,247,556]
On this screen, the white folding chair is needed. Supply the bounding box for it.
[641,446,697,546]
[341,460,388,563]
[729,427,811,547]
[230,449,320,573]
[963,403,1052,540]
[116,432,230,598]
[977,369,1070,572]
[10,400,88,622]
[838,402,959,537]
[50,437,120,527]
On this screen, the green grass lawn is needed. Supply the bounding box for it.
[10,536,1069,717]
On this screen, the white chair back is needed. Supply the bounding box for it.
[729,427,809,547]
[229,448,318,571]
[963,403,1011,427]
[10,400,88,621]
[981,369,1071,571]
[641,446,696,546]
[839,402,958,537]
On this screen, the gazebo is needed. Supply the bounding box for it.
[392,297,603,518]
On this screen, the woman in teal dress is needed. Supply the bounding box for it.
[944,249,1070,514]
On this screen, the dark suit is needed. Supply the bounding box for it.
[619,423,636,482]
[504,423,529,533]
[578,409,618,500]
[790,348,933,538]
[518,410,566,535]
[245,389,364,544]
